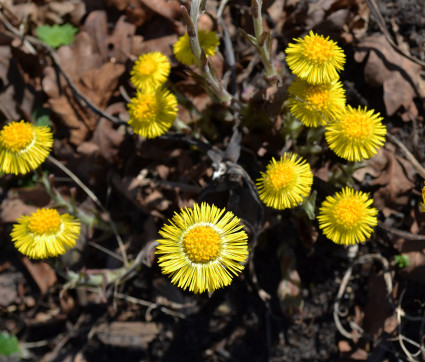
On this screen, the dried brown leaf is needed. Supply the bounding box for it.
[363,271,393,339]
[91,114,125,162]
[398,252,425,284]
[94,322,159,348]
[126,0,154,27]
[141,0,181,23]
[353,146,415,214]
[354,35,425,121]
[21,259,57,294]
[0,197,38,223]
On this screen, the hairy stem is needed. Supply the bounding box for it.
[182,1,233,105]
[251,0,281,85]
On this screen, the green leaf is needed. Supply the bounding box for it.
[32,107,51,127]
[35,24,78,48]
[0,332,20,356]
[394,254,409,268]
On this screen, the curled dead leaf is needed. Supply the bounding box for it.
[353,146,415,215]
[354,35,425,121]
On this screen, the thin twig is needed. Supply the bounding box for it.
[88,241,123,262]
[49,314,85,357]
[365,0,425,68]
[386,133,425,180]
[27,35,124,125]
[0,9,36,54]
[396,289,424,361]
[0,12,123,125]
[81,287,186,319]
[334,254,393,339]
[47,156,129,267]
[377,221,425,241]
[113,291,185,319]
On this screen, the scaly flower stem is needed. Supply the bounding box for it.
[181,1,233,106]
[251,0,281,85]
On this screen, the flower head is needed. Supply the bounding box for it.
[325,105,386,161]
[0,121,53,175]
[257,153,313,210]
[130,52,170,90]
[285,30,345,84]
[173,30,220,66]
[156,203,248,294]
[11,208,80,259]
[317,187,378,245]
[127,87,178,139]
[288,78,346,127]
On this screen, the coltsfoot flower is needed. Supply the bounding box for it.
[127,87,178,139]
[130,52,170,89]
[156,203,249,294]
[288,78,346,127]
[325,105,386,161]
[285,30,345,84]
[0,121,53,175]
[257,153,313,210]
[173,30,220,66]
[317,187,378,245]
[11,208,80,259]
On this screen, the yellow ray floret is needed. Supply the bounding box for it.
[285,30,345,84]
[288,78,346,127]
[156,203,249,294]
[127,87,178,139]
[11,208,80,259]
[325,105,386,161]
[173,30,220,66]
[130,52,170,89]
[257,153,313,210]
[317,187,378,245]
[0,121,53,175]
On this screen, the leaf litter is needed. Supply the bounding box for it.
[0,0,425,361]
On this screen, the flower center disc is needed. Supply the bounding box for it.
[268,163,296,190]
[342,114,371,140]
[333,198,363,228]
[28,209,62,235]
[182,225,221,263]
[305,85,330,111]
[133,94,159,120]
[138,59,157,75]
[0,122,34,153]
[303,37,334,63]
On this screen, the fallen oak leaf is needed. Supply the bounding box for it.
[141,0,181,23]
[353,145,415,214]
[354,35,425,121]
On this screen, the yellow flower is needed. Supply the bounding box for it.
[257,153,313,210]
[127,87,178,139]
[285,30,345,84]
[288,78,346,127]
[156,203,248,294]
[0,121,53,175]
[11,208,80,259]
[317,187,378,245]
[325,105,386,161]
[130,52,170,89]
[173,30,220,66]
